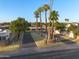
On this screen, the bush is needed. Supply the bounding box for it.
[74,31,79,36]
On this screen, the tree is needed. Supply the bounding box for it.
[34,10,39,31]
[49,10,59,39]
[55,22,65,31]
[43,4,50,32]
[37,7,43,35]
[9,17,29,46]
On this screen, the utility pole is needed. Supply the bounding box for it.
[49,0,54,40]
[50,0,53,12]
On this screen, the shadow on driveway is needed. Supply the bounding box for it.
[54,34,76,44]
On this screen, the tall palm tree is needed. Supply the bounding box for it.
[34,10,39,31]
[43,4,50,32]
[38,7,43,35]
[49,10,59,39]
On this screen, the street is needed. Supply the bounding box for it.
[1,48,79,59]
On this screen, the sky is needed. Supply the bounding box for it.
[0,0,79,23]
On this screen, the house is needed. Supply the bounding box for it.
[0,30,11,41]
[0,22,10,30]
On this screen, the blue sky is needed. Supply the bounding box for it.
[0,0,79,23]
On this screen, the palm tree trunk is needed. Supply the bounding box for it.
[40,13,42,36]
[51,20,54,40]
[36,18,38,31]
[19,32,24,47]
[45,11,47,32]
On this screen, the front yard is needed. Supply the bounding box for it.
[0,44,20,52]
[35,38,64,48]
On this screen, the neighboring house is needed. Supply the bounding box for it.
[0,30,11,41]
[61,22,79,31]
[0,22,10,30]
[66,22,79,27]
[0,22,79,31]
[29,27,46,31]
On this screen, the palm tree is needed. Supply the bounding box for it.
[43,4,50,32]
[9,17,29,46]
[37,7,43,35]
[49,10,59,39]
[34,10,39,31]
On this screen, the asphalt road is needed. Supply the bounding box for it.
[1,48,79,59]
